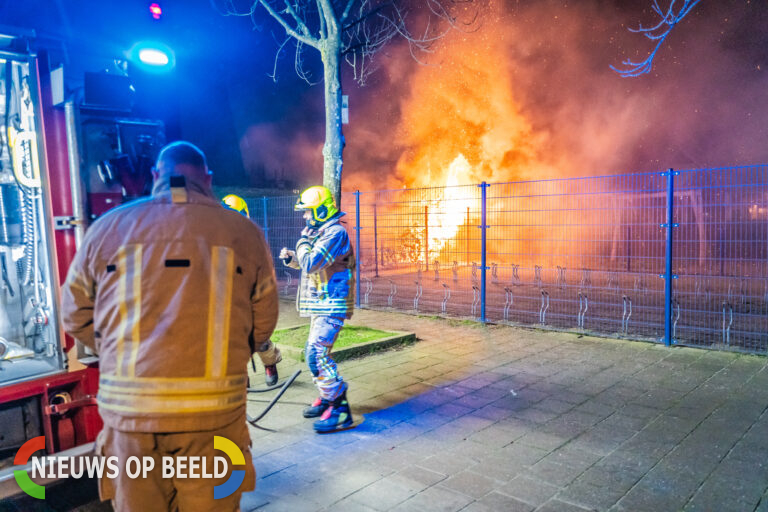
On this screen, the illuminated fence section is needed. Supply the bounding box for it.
[245,164,768,354]
[672,166,768,352]
[484,173,667,341]
[353,185,483,317]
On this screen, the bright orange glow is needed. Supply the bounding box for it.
[390,4,554,262]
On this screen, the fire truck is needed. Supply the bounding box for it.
[0,32,164,497]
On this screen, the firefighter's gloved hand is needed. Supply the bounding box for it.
[279,248,295,264]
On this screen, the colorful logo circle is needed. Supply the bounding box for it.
[14,436,46,499]
[213,436,246,500]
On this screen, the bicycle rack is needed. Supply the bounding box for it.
[671,297,680,342]
[607,271,619,295]
[534,265,543,289]
[621,295,632,334]
[633,275,645,293]
[387,280,397,307]
[739,277,748,305]
[491,262,499,284]
[722,301,733,345]
[577,292,588,329]
[503,286,513,321]
[511,264,521,286]
[413,281,423,311]
[581,268,591,289]
[471,285,480,317]
[471,262,478,283]
[416,262,423,283]
[539,290,549,325]
[441,283,451,314]
[363,277,372,305]
[452,261,459,283]
[283,271,293,295]
[434,260,440,281]
[556,266,567,290]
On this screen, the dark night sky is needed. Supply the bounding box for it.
[2,0,767,190]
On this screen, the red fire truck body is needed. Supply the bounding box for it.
[0,36,163,497]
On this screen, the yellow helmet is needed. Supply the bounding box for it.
[294,185,338,225]
[222,194,249,218]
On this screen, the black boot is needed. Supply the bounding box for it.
[303,397,331,418]
[313,390,354,433]
[264,364,279,386]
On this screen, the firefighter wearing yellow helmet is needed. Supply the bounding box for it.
[221,193,282,386]
[221,193,250,218]
[279,185,356,433]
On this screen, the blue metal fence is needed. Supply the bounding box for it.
[247,164,768,354]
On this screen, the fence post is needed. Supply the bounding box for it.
[373,203,379,277]
[479,182,489,322]
[354,191,362,308]
[424,205,429,271]
[663,168,678,346]
[261,196,269,246]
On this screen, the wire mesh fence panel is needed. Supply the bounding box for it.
[247,164,768,355]
[672,165,768,353]
[354,185,483,317]
[245,195,302,298]
[485,173,667,341]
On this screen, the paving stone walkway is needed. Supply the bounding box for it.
[241,303,768,511]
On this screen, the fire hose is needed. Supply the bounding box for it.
[246,369,301,427]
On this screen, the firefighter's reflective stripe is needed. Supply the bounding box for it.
[316,245,334,265]
[171,185,188,203]
[100,374,247,391]
[206,246,234,378]
[115,245,143,377]
[98,376,247,414]
[98,385,245,414]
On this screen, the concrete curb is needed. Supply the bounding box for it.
[273,324,417,362]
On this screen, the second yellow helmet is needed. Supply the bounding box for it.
[222,194,250,218]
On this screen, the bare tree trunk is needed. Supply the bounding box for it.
[321,42,345,204]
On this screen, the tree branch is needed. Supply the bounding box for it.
[316,0,328,38]
[268,34,292,82]
[317,0,340,37]
[282,0,313,39]
[340,0,357,24]
[257,0,320,48]
[612,0,702,77]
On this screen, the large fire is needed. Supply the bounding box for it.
[393,7,549,191]
[390,3,554,264]
[424,154,475,260]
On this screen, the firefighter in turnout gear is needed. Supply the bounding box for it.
[280,186,356,433]
[221,193,282,386]
[61,142,278,511]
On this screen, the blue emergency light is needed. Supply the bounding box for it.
[128,41,175,72]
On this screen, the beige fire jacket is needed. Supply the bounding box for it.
[61,176,278,433]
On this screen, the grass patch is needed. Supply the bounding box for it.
[272,324,399,349]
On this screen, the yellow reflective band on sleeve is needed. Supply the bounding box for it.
[206,246,234,378]
[317,245,333,265]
